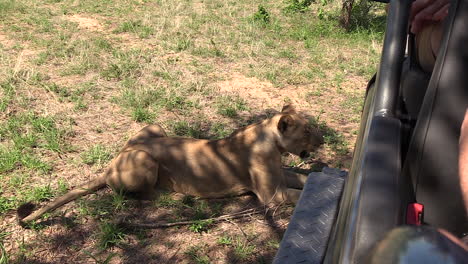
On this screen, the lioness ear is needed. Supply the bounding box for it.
[278,115,294,133]
[281,104,296,114]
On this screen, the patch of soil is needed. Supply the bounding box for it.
[216,72,310,114]
[0,32,15,50]
[67,15,104,31]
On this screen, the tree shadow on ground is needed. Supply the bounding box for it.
[21,190,291,263]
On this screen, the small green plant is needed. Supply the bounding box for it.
[57,179,69,194]
[113,20,154,38]
[175,36,192,52]
[98,222,126,249]
[81,144,112,166]
[217,236,233,246]
[184,245,211,264]
[189,219,213,233]
[284,0,314,13]
[111,190,127,211]
[233,237,256,261]
[0,241,8,264]
[131,107,154,123]
[0,232,8,264]
[253,5,270,24]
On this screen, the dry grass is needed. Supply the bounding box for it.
[0,0,385,262]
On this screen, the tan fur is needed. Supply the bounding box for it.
[19,105,323,224]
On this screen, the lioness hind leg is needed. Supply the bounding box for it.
[138,124,167,138]
[284,170,308,189]
[107,150,159,194]
[126,124,167,146]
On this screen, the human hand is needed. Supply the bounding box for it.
[410,0,450,34]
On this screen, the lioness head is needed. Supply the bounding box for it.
[277,104,324,158]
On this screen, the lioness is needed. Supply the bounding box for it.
[18,104,323,224]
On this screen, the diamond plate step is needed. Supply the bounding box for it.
[273,167,347,264]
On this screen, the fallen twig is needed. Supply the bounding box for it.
[119,207,266,229]
[226,218,248,240]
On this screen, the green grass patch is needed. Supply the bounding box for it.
[253,5,270,24]
[188,219,213,233]
[209,123,232,139]
[309,117,350,156]
[154,192,181,208]
[283,0,313,14]
[98,222,126,249]
[169,120,203,138]
[0,232,9,264]
[0,146,51,174]
[0,79,15,112]
[215,95,248,118]
[232,236,257,261]
[0,181,63,214]
[184,245,211,264]
[113,84,197,122]
[0,112,70,153]
[101,50,144,80]
[131,106,154,123]
[28,185,54,202]
[217,235,233,246]
[113,20,154,38]
[81,144,112,166]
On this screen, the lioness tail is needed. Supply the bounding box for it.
[18,176,107,225]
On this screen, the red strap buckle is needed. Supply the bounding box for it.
[407,203,424,225]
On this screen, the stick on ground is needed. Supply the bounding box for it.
[118,207,269,229]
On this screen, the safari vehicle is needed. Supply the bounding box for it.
[274,0,468,263]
